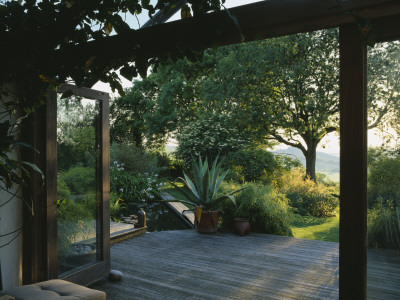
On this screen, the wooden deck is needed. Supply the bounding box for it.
[90,230,400,299]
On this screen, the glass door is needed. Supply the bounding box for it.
[53,84,110,285]
[367,40,400,298]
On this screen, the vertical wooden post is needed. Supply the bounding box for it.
[339,24,368,299]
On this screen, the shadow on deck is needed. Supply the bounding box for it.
[90,230,400,299]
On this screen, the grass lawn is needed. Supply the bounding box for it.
[291,214,339,243]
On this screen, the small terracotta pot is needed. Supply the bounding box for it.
[194,209,219,233]
[234,218,250,236]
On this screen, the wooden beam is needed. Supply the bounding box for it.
[339,23,368,299]
[56,0,400,68]
[370,13,400,42]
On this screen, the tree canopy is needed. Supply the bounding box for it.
[113,31,400,181]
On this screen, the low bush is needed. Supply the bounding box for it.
[60,166,95,195]
[111,164,163,214]
[279,168,339,217]
[368,198,400,250]
[225,149,280,184]
[218,182,293,236]
[57,177,94,261]
[368,150,400,208]
[110,143,158,174]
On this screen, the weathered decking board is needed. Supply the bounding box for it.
[90,230,400,299]
[160,192,195,227]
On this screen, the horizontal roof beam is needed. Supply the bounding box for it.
[55,0,400,79]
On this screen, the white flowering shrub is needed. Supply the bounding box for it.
[110,161,164,213]
[176,113,249,168]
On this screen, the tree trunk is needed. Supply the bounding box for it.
[304,146,317,181]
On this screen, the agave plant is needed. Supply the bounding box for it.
[166,154,242,212]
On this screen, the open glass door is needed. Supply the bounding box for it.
[367,40,400,297]
[54,84,110,285]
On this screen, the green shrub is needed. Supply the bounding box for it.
[368,198,400,250]
[57,179,94,261]
[279,168,339,217]
[110,143,158,174]
[225,149,280,184]
[368,151,400,208]
[111,165,163,214]
[218,182,293,236]
[61,166,95,195]
[175,113,249,168]
[110,192,127,220]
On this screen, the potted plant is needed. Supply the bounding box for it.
[165,154,242,233]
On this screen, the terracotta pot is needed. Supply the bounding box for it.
[194,209,219,233]
[234,218,250,236]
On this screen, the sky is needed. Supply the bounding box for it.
[93,0,393,155]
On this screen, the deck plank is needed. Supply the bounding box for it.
[160,192,195,227]
[90,230,400,299]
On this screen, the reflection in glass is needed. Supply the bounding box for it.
[367,41,400,297]
[57,95,101,275]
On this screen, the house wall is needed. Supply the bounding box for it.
[0,83,23,289]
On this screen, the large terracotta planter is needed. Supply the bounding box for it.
[234,218,250,236]
[194,209,219,233]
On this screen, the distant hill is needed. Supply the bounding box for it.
[273,147,339,181]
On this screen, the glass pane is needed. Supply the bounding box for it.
[367,40,400,297]
[57,95,101,276]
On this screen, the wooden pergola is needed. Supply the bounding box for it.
[23,1,400,299]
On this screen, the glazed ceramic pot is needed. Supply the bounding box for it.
[234,218,250,236]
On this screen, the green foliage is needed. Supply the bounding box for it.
[175,113,250,167]
[110,80,163,147]
[218,182,293,236]
[60,166,95,195]
[110,192,127,220]
[225,149,290,184]
[57,176,94,260]
[110,163,163,213]
[368,41,400,141]
[368,148,400,208]
[167,154,241,210]
[1,0,225,100]
[279,168,339,217]
[0,106,43,190]
[368,199,400,250]
[57,98,98,170]
[110,143,158,174]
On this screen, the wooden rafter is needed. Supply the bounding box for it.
[55,0,400,69]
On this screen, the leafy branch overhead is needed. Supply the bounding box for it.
[0,0,225,98]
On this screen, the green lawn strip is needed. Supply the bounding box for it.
[291,214,339,243]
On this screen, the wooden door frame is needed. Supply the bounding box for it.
[339,16,400,298]
[23,84,110,286]
[54,84,110,285]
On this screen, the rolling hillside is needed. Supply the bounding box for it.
[273,147,339,181]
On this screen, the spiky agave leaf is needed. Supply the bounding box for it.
[181,173,200,200]
[200,166,210,206]
[170,179,198,203]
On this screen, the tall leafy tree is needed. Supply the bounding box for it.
[368,41,400,148]
[203,30,340,180]
[119,31,400,181]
